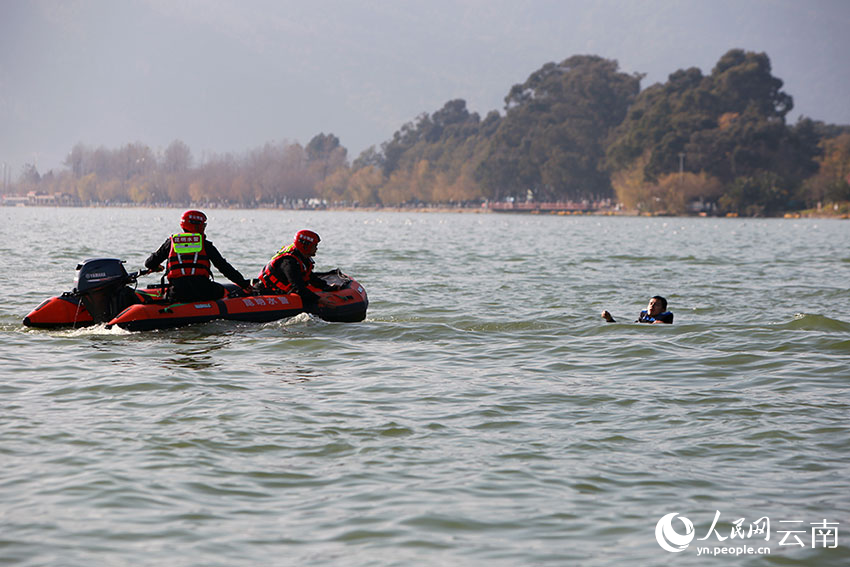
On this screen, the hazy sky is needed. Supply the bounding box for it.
[1,0,848,179]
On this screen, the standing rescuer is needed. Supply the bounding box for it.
[256,229,338,312]
[145,210,252,302]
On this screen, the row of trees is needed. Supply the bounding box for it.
[15,134,347,207]
[8,49,850,215]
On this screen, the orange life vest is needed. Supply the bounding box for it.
[166,233,212,280]
[258,244,313,293]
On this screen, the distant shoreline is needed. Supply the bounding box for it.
[2,201,848,218]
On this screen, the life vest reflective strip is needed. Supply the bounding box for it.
[166,233,211,279]
[258,244,313,293]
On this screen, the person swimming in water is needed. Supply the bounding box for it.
[602,295,674,324]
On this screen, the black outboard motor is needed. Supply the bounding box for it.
[74,258,138,323]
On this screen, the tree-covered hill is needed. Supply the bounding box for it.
[7,49,850,216]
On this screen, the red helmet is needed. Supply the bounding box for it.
[293,229,320,256]
[180,210,207,233]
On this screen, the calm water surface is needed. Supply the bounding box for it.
[1,207,848,566]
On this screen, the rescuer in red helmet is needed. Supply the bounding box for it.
[256,229,338,310]
[144,210,252,302]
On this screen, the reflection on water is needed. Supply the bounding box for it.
[163,334,235,371]
[263,365,317,384]
[163,351,220,371]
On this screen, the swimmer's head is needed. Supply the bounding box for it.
[648,296,667,315]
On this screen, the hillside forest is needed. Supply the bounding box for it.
[7,49,850,216]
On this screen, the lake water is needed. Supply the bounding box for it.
[1,207,848,566]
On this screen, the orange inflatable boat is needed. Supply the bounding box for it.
[23,258,368,331]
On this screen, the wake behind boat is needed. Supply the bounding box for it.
[23,258,368,331]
